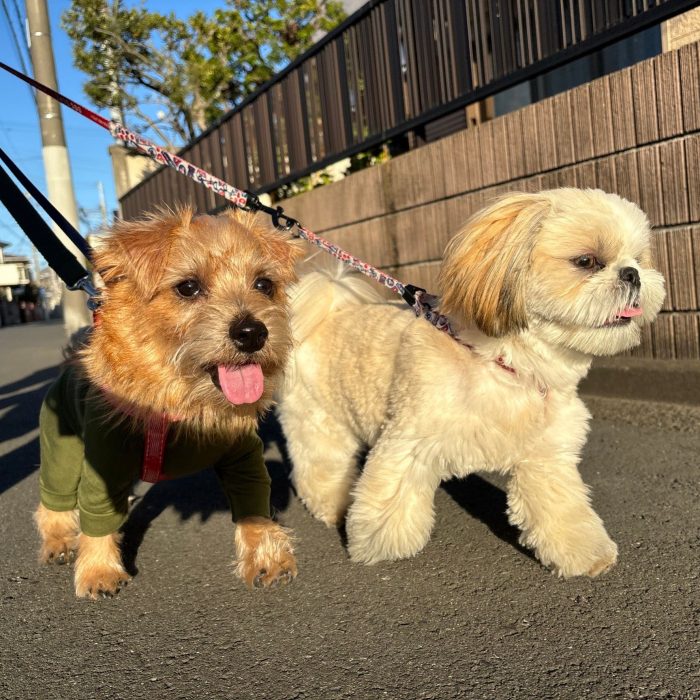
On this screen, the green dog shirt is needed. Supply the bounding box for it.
[39,364,272,537]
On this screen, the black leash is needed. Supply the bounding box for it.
[0,147,92,260]
[0,148,99,308]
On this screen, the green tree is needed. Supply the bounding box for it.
[62,0,345,148]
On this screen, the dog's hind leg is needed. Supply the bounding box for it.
[34,503,79,565]
[346,432,441,564]
[281,408,361,527]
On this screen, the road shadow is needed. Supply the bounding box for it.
[441,475,534,560]
[0,365,59,399]
[120,411,295,576]
[0,365,60,495]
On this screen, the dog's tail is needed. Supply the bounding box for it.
[289,255,386,346]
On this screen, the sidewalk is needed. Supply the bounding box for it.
[1,321,698,700]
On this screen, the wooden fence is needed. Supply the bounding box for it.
[281,41,700,360]
[119,0,697,217]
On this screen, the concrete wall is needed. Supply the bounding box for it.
[282,41,700,360]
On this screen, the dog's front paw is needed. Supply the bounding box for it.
[234,516,297,589]
[34,505,79,565]
[532,528,618,578]
[73,532,130,599]
[74,563,130,599]
[41,542,76,566]
[346,497,434,565]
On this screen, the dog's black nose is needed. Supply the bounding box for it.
[229,315,268,353]
[618,266,640,288]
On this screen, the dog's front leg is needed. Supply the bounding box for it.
[507,457,618,578]
[346,434,442,564]
[234,516,297,588]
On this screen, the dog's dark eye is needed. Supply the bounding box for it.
[254,278,275,297]
[175,279,202,298]
[573,255,604,271]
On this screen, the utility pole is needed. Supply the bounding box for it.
[97,180,108,228]
[31,244,41,282]
[25,0,92,337]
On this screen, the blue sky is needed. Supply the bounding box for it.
[0,0,222,259]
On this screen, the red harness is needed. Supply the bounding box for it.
[140,414,171,483]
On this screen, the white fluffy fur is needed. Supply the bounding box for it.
[278,189,666,577]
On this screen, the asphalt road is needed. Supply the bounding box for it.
[0,320,698,700]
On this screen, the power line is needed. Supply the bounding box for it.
[0,0,35,106]
[9,0,24,36]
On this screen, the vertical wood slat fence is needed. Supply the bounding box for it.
[281,41,700,361]
[119,0,698,219]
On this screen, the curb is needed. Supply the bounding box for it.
[580,357,700,406]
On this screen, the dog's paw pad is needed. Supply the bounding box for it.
[547,536,618,578]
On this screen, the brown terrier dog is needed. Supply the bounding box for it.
[35,206,301,598]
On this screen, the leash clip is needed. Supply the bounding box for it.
[402,283,455,337]
[401,284,426,307]
[244,191,298,231]
[68,275,101,311]
[243,190,263,213]
[270,207,299,232]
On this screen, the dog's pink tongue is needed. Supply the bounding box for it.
[217,364,264,405]
[619,306,643,318]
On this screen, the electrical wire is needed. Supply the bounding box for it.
[0,0,35,105]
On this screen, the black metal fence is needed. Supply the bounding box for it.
[121,0,699,219]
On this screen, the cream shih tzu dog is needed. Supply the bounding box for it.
[277,188,665,577]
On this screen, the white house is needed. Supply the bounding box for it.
[0,241,32,326]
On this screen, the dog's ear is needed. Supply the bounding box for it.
[93,207,193,296]
[438,193,550,337]
[256,228,305,284]
[224,208,305,284]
